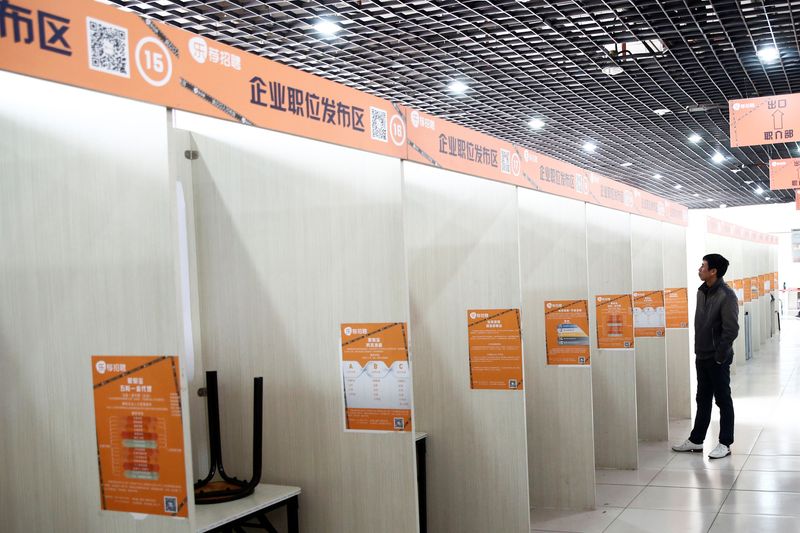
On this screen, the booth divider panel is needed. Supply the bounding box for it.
[662,224,691,420]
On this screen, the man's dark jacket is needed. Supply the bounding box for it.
[694,277,739,363]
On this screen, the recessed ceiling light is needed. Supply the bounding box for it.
[447,80,469,94]
[755,186,764,194]
[601,65,624,76]
[688,133,702,143]
[620,162,633,167]
[731,168,741,173]
[528,118,545,130]
[766,197,774,201]
[674,184,683,189]
[583,142,597,153]
[712,151,725,163]
[653,108,672,116]
[653,173,663,179]
[693,193,700,197]
[706,198,714,202]
[313,20,341,36]
[744,180,754,184]
[757,46,780,63]
[719,203,727,208]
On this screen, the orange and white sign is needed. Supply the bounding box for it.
[751,277,761,299]
[0,0,406,159]
[340,323,412,432]
[706,216,779,245]
[632,291,666,337]
[91,355,188,517]
[544,300,590,365]
[758,274,767,296]
[769,158,800,190]
[665,288,690,328]
[730,93,800,148]
[595,295,634,349]
[796,190,800,210]
[467,309,523,390]
[744,278,753,303]
[731,279,744,306]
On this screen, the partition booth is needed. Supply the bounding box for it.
[0,3,718,532]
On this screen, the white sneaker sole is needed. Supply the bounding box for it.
[671,447,703,453]
[708,451,731,460]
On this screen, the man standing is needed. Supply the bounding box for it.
[672,254,739,459]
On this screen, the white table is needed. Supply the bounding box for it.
[195,484,301,532]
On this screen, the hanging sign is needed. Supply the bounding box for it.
[595,294,634,349]
[769,158,800,190]
[544,300,590,365]
[632,290,666,337]
[665,287,690,327]
[732,279,744,306]
[466,309,524,390]
[340,323,412,432]
[91,355,188,517]
[729,93,800,148]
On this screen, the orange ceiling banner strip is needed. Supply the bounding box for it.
[706,216,778,245]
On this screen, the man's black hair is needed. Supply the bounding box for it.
[703,253,730,278]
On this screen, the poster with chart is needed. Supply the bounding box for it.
[340,323,412,432]
[544,300,590,365]
[91,355,188,517]
[467,309,524,389]
[632,290,666,337]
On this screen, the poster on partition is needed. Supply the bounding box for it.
[732,279,744,306]
[665,288,690,327]
[544,300,590,365]
[340,323,412,432]
[744,278,753,303]
[595,295,634,349]
[91,355,188,517]
[751,277,760,299]
[633,290,666,337]
[467,309,523,390]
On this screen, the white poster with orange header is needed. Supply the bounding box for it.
[665,288,690,327]
[595,295,634,349]
[544,300,590,365]
[91,355,188,517]
[340,323,412,432]
[467,309,524,390]
[633,291,666,337]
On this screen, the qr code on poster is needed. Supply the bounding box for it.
[163,496,178,514]
[393,417,405,430]
[500,149,511,174]
[370,107,388,142]
[87,17,130,78]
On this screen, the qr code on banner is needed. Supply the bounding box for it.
[87,18,130,78]
[370,107,388,142]
[163,496,178,514]
[500,149,511,174]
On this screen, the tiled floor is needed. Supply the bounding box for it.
[531,317,800,532]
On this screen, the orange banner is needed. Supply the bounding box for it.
[632,290,666,337]
[774,272,780,291]
[664,288,690,328]
[706,216,779,245]
[340,323,412,432]
[91,355,188,517]
[404,107,688,226]
[732,279,744,306]
[467,309,523,390]
[595,295,634,349]
[759,274,767,296]
[0,0,406,159]
[769,158,800,190]
[744,278,752,303]
[544,300,590,365]
[797,191,800,210]
[729,93,800,147]
[751,277,761,299]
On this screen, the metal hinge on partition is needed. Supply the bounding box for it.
[184,150,199,160]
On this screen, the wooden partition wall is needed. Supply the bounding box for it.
[0,72,195,533]
[663,223,691,420]
[631,216,668,441]
[588,205,638,469]
[519,191,595,510]
[403,162,531,533]
[177,114,419,533]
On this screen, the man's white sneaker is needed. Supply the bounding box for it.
[671,439,703,452]
[708,443,731,459]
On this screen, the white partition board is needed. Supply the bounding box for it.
[587,205,638,469]
[0,72,193,533]
[662,223,691,420]
[518,191,595,510]
[631,216,668,441]
[403,162,530,533]
[181,115,418,533]
[743,241,762,350]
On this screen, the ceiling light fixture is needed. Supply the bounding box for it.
[693,193,700,197]
[688,133,702,143]
[731,169,742,173]
[601,65,624,76]
[583,142,597,153]
[674,184,683,189]
[706,198,714,202]
[653,174,662,180]
[528,118,545,130]
[313,20,341,36]
[712,152,725,163]
[744,180,754,184]
[620,162,633,167]
[653,108,672,116]
[757,46,780,63]
[447,80,469,94]
[719,203,727,208]
[755,186,764,194]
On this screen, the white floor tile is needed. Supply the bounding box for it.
[529,507,623,533]
[742,455,800,471]
[649,468,738,489]
[594,484,644,508]
[721,490,800,516]
[733,470,800,492]
[594,468,660,486]
[664,452,747,471]
[628,486,728,512]
[604,508,716,533]
[709,513,800,533]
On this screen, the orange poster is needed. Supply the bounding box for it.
[732,279,744,306]
[769,158,800,190]
[758,275,767,296]
[797,191,800,210]
[665,287,690,328]
[744,278,752,303]
[0,0,406,159]
[632,290,666,337]
[467,309,524,390]
[595,295,634,349]
[91,355,188,517]
[544,300,590,365]
[751,277,761,299]
[340,323,412,432]
[729,93,800,147]
[774,272,780,291]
